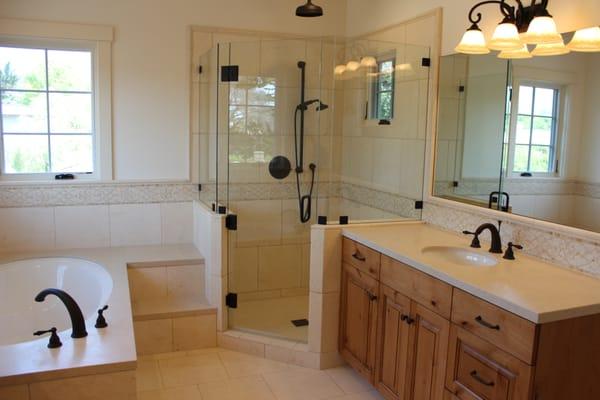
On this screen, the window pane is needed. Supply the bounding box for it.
[380,61,394,73]
[229,106,246,134]
[504,114,510,144]
[530,146,551,172]
[532,117,553,145]
[1,91,48,133]
[50,135,93,172]
[49,93,92,133]
[378,91,393,120]
[516,115,531,144]
[48,50,92,92]
[518,86,533,114]
[378,73,393,91]
[534,88,555,117]
[247,106,275,136]
[0,47,46,90]
[248,79,276,106]
[3,134,49,173]
[513,145,530,172]
[229,85,247,105]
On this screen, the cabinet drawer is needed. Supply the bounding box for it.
[446,326,533,400]
[342,238,381,279]
[451,290,537,363]
[381,255,453,319]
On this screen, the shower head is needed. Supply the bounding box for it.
[296,0,323,17]
[297,99,329,111]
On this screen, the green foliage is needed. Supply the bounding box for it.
[0,63,18,100]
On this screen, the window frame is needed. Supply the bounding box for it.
[369,56,396,122]
[504,79,566,178]
[0,19,113,183]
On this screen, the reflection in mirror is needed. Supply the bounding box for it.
[435,32,600,234]
[434,53,509,210]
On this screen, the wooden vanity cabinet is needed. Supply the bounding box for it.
[339,262,380,382]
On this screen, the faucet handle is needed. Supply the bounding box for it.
[34,327,62,349]
[503,242,523,260]
[462,231,481,248]
[95,305,109,329]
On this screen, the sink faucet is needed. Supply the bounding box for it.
[35,289,88,339]
[463,222,503,254]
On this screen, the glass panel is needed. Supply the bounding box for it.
[530,146,550,172]
[516,115,531,144]
[50,135,93,172]
[514,145,530,171]
[49,93,93,133]
[0,47,46,90]
[3,134,49,173]
[533,87,555,117]
[378,72,393,91]
[247,106,275,136]
[518,85,533,114]
[531,117,553,145]
[47,50,92,92]
[1,91,48,133]
[247,78,276,106]
[378,92,392,120]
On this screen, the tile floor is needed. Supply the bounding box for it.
[136,347,384,400]
[229,295,309,342]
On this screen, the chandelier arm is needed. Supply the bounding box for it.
[468,0,517,25]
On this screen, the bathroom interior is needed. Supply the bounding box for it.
[1,0,600,399]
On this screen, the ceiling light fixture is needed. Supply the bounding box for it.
[531,41,570,56]
[295,0,323,18]
[456,0,565,59]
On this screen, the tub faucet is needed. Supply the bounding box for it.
[464,222,503,254]
[35,289,88,339]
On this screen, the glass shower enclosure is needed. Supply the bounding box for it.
[195,35,431,343]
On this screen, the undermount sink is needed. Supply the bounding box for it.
[421,246,498,267]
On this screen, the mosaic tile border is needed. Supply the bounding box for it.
[423,201,600,278]
[435,179,600,199]
[0,183,199,208]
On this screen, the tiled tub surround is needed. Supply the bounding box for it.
[423,201,600,278]
[0,244,202,399]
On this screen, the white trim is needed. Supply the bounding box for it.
[0,18,113,42]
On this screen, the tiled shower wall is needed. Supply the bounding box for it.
[0,183,197,252]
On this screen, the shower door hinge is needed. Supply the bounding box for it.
[415,201,424,210]
[421,58,431,67]
[198,65,203,75]
[225,293,238,308]
[459,85,465,92]
[226,214,238,230]
[221,65,239,82]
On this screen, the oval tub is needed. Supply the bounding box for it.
[0,257,113,346]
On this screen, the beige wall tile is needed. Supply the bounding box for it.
[230,246,259,293]
[167,265,205,299]
[258,244,302,290]
[0,384,29,400]
[234,200,282,246]
[173,314,217,351]
[29,371,135,400]
[128,267,168,302]
[134,319,173,355]
[217,333,265,357]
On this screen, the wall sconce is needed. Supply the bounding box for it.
[456,0,566,59]
[567,26,600,52]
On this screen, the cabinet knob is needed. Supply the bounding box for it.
[401,314,415,325]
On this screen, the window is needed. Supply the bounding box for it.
[504,83,562,176]
[370,58,395,121]
[0,45,94,176]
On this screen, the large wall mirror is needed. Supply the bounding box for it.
[434,31,600,233]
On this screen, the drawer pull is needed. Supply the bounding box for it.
[475,316,500,330]
[352,252,366,262]
[470,370,495,387]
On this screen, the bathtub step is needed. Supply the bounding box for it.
[132,296,215,321]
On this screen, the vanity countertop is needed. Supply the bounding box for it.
[0,244,203,386]
[342,222,600,324]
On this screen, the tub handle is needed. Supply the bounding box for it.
[34,327,62,349]
[95,305,109,329]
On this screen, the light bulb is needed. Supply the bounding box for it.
[346,61,360,71]
[523,16,562,44]
[498,45,533,59]
[360,56,377,68]
[334,65,346,75]
[531,40,570,56]
[455,25,490,55]
[489,21,523,51]
[567,26,600,52]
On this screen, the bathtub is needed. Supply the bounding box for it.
[0,257,113,346]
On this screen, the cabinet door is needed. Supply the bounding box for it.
[339,263,379,382]
[405,303,450,400]
[376,285,413,400]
